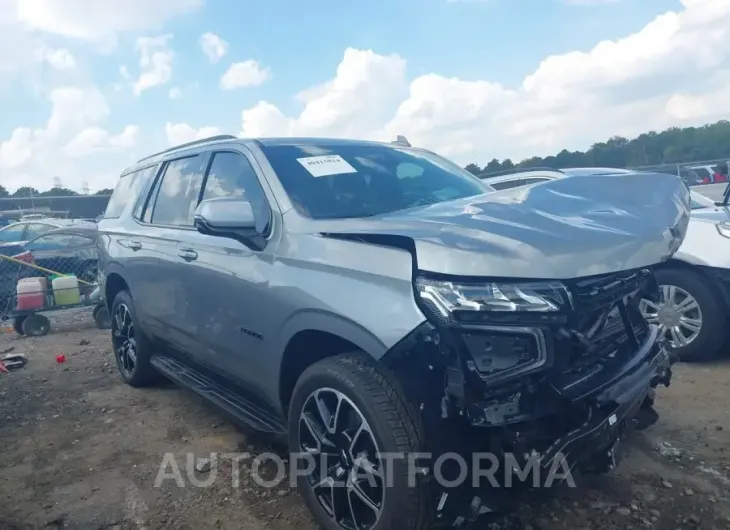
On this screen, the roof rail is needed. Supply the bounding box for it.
[137,134,238,163]
[478,166,566,179]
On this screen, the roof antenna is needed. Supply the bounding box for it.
[393,135,411,147]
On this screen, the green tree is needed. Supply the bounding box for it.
[95,188,114,195]
[12,186,40,197]
[0,185,9,198]
[39,187,78,197]
[471,119,730,175]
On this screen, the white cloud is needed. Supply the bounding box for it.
[132,34,174,96]
[240,0,730,164]
[16,0,203,42]
[220,60,271,90]
[200,32,228,63]
[168,86,182,99]
[165,122,222,146]
[0,87,138,192]
[35,45,77,70]
[240,48,406,138]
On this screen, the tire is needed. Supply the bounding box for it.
[21,314,51,337]
[651,267,726,362]
[288,353,431,530]
[110,289,162,387]
[13,315,26,336]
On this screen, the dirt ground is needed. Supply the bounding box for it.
[1,309,729,530]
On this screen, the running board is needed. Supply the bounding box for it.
[150,355,287,437]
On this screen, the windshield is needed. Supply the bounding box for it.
[260,143,490,219]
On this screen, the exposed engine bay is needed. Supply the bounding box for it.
[382,267,675,527]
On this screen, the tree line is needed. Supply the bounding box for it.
[0,185,114,198]
[463,120,730,176]
[1,120,729,196]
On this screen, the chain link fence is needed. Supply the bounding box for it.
[0,226,109,336]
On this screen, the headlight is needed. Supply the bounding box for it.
[416,277,571,324]
[717,222,730,239]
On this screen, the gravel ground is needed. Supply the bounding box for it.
[0,309,729,530]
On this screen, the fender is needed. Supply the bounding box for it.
[278,308,391,360]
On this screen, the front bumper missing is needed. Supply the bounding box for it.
[430,336,673,527]
[382,317,674,528]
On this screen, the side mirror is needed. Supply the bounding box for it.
[194,197,267,250]
[194,197,256,231]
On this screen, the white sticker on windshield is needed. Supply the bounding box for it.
[297,155,357,177]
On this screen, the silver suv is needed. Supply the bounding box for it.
[98,135,689,529]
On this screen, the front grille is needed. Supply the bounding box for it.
[562,269,653,372]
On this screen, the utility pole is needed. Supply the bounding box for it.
[81,181,90,195]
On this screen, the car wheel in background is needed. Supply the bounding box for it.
[21,314,51,337]
[93,304,112,329]
[110,290,162,387]
[640,267,725,362]
[12,315,26,336]
[288,353,430,530]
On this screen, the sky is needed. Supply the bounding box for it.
[0,0,729,193]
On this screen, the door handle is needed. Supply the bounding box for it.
[178,248,198,261]
[127,241,142,251]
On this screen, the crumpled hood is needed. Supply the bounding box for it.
[306,171,690,279]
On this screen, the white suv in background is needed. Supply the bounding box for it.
[480,167,730,362]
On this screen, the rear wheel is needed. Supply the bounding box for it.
[21,314,51,337]
[288,354,430,530]
[12,315,26,336]
[640,267,725,362]
[111,290,162,387]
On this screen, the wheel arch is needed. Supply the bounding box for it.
[655,258,730,316]
[104,266,130,312]
[277,311,389,416]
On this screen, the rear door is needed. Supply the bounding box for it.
[128,153,208,356]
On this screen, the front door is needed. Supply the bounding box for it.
[175,147,280,400]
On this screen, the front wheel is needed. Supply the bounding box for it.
[111,290,162,387]
[288,354,430,530]
[640,267,725,362]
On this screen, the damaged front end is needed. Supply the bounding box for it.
[382,268,675,527]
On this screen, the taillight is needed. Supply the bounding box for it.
[13,250,34,264]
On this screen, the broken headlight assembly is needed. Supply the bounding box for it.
[416,277,573,384]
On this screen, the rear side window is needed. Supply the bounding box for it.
[105,165,157,219]
[490,178,525,190]
[24,223,56,240]
[149,155,205,226]
[0,224,25,242]
[26,233,75,250]
[521,177,551,186]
